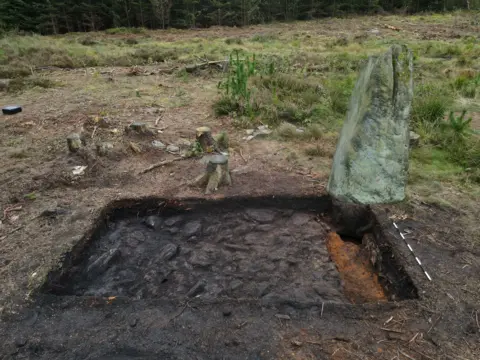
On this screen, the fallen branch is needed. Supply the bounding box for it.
[139,157,185,174]
[185,60,228,73]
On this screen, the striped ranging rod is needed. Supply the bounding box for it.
[393,222,432,282]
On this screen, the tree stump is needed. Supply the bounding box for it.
[194,154,231,194]
[196,126,218,153]
[67,133,82,153]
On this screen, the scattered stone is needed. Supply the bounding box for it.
[229,279,243,291]
[72,165,87,176]
[67,133,82,153]
[86,248,120,278]
[291,339,303,347]
[144,215,161,229]
[275,314,291,320]
[177,138,192,147]
[245,209,276,223]
[159,243,179,261]
[246,129,255,135]
[166,144,180,153]
[369,28,381,35]
[126,122,155,136]
[165,216,183,227]
[129,317,138,327]
[409,131,420,147]
[190,253,211,268]
[290,213,311,226]
[151,140,166,150]
[167,227,179,234]
[14,336,27,347]
[243,125,273,141]
[184,220,202,236]
[327,45,413,204]
[96,142,113,156]
[186,279,206,297]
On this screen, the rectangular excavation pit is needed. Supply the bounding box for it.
[41,196,418,304]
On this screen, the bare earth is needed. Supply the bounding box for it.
[0,16,479,360]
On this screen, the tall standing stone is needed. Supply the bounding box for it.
[327,45,414,204]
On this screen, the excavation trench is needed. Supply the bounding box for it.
[42,196,417,304]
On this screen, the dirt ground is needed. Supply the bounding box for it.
[1,16,479,360]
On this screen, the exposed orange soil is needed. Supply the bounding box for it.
[326,232,387,304]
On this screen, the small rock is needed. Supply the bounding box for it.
[290,213,311,226]
[166,144,180,153]
[151,140,166,150]
[14,336,27,347]
[186,279,206,297]
[190,252,211,268]
[295,128,305,133]
[144,215,161,229]
[245,209,276,223]
[159,243,179,261]
[246,129,255,135]
[229,279,243,291]
[165,216,183,227]
[67,133,82,153]
[167,227,179,234]
[409,131,420,147]
[72,165,87,176]
[184,220,202,236]
[275,314,291,320]
[86,248,120,278]
[257,125,269,131]
[96,142,113,156]
[129,317,138,327]
[177,138,192,147]
[291,339,303,347]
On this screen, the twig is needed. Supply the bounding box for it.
[91,125,97,139]
[398,349,417,360]
[138,157,185,174]
[409,333,419,344]
[476,310,479,330]
[0,225,23,240]
[321,302,324,318]
[239,148,247,164]
[381,328,405,334]
[3,205,22,220]
[167,302,189,324]
[306,340,323,346]
[408,347,435,360]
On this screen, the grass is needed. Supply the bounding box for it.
[0,13,479,199]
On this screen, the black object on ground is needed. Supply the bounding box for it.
[2,105,22,115]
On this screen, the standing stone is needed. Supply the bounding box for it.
[327,45,413,204]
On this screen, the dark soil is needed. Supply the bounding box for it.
[44,204,345,303]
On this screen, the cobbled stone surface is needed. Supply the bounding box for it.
[53,207,346,302]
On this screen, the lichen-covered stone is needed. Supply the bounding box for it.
[327,44,414,204]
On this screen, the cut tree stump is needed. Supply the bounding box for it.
[194,154,231,194]
[196,126,218,153]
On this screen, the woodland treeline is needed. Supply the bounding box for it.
[0,0,478,34]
